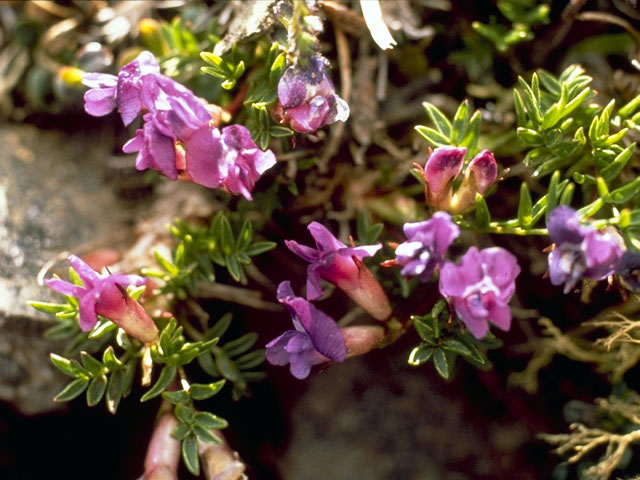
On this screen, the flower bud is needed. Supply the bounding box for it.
[449,149,498,214]
[423,146,465,210]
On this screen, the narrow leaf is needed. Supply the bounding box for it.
[422,102,452,137]
[181,434,200,476]
[86,375,108,407]
[432,349,451,379]
[54,378,89,402]
[141,365,177,402]
[517,183,533,228]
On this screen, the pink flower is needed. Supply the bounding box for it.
[46,255,158,343]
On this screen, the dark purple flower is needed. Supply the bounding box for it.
[46,255,158,343]
[266,281,346,379]
[547,206,624,293]
[277,57,349,133]
[285,222,391,320]
[122,113,179,180]
[395,212,460,281]
[439,247,520,339]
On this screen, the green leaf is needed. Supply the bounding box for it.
[182,434,200,476]
[442,339,472,356]
[106,369,125,414]
[175,403,195,424]
[54,377,89,402]
[219,215,234,255]
[517,182,533,228]
[80,352,105,377]
[517,128,544,146]
[244,241,276,256]
[517,76,542,125]
[171,422,191,440]
[189,380,226,400]
[50,353,84,378]
[451,100,469,145]
[154,249,178,277]
[269,125,293,137]
[225,254,242,282]
[459,110,481,154]
[195,411,229,430]
[408,345,434,366]
[422,102,452,138]
[122,360,136,398]
[194,425,222,444]
[86,375,108,407]
[162,390,191,404]
[545,170,561,221]
[236,350,266,370]
[141,365,177,402]
[432,349,451,379]
[223,333,258,357]
[600,143,635,182]
[206,313,233,340]
[415,126,451,147]
[102,346,123,371]
[198,352,220,377]
[610,177,640,205]
[474,194,491,229]
[513,90,527,126]
[559,182,575,205]
[215,350,244,384]
[28,301,68,314]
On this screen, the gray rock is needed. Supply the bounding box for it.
[0,123,130,414]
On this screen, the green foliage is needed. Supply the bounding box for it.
[408,299,503,378]
[416,100,482,156]
[201,44,246,90]
[144,213,276,297]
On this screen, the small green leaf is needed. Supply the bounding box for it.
[610,177,640,204]
[154,250,178,276]
[54,378,89,402]
[195,411,229,430]
[244,241,276,256]
[600,143,635,182]
[175,403,195,424]
[219,215,234,255]
[225,254,242,282]
[106,369,125,414]
[182,434,200,476]
[513,90,527,127]
[559,182,575,205]
[422,102,452,138]
[215,350,244,384]
[223,333,258,357]
[122,360,136,398]
[194,425,222,444]
[546,170,561,221]
[102,346,123,371]
[206,313,233,340]
[442,339,472,356]
[171,422,191,440]
[451,100,469,145]
[189,380,226,400]
[50,353,83,378]
[415,125,451,147]
[86,374,108,407]
[474,194,491,229]
[162,390,191,404]
[28,301,68,314]
[517,182,533,228]
[80,352,105,377]
[236,350,266,370]
[141,365,177,402]
[408,345,434,366]
[432,349,451,379]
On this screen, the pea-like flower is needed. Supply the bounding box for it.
[285,222,391,320]
[46,255,158,343]
[395,212,460,281]
[266,281,346,379]
[277,57,350,133]
[422,147,498,214]
[547,206,624,294]
[439,247,520,339]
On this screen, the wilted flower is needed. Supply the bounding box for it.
[395,212,460,281]
[285,222,391,320]
[277,57,349,133]
[439,247,520,339]
[547,206,624,294]
[46,255,158,343]
[422,147,497,214]
[266,281,346,379]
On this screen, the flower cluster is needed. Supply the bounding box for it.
[285,222,391,320]
[266,281,346,379]
[547,206,624,294]
[421,147,498,214]
[393,213,520,339]
[277,56,350,133]
[46,255,158,343]
[83,51,276,200]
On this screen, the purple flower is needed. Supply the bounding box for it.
[422,147,498,213]
[439,247,520,339]
[395,212,460,281]
[285,222,391,320]
[547,206,624,293]
[82,72,117,117]
[46,255,158,343]
[266,281,346,379]
[277,57,349,133]
[219,125,277,201]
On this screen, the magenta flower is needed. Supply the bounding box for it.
[266,281,346,379]
[82,72,117,117]
[277,57,349,133]
[285,222,391,320]
[219,125,277,200]
[439,247,520,339]
[46,255,158,343]
[547,206,624,294]
[422,147,498,213]
[395,212,460,281]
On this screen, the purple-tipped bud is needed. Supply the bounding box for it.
[277,57,350,133]
[439,247,520,339]
[423,147,465,210]
[449,149,498,214]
